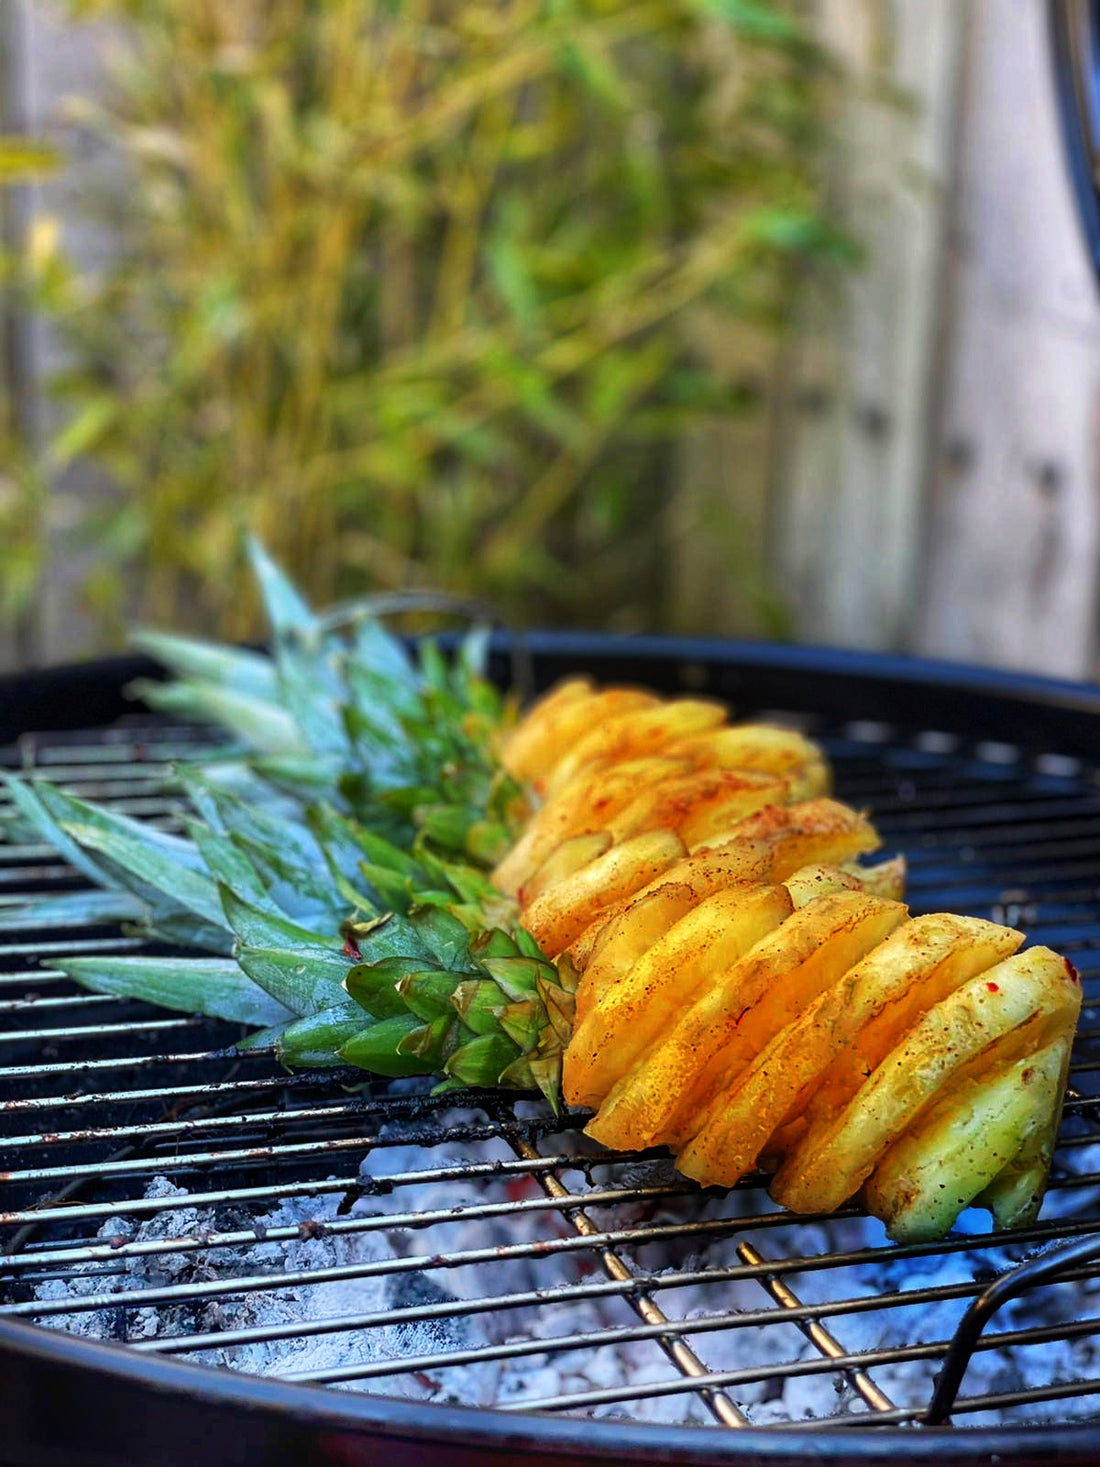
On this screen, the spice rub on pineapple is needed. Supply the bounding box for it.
[501,679,1079,1243]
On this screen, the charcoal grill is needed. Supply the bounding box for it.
[2,634,1100,1467]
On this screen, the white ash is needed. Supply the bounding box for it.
[30,1126,1100,1430]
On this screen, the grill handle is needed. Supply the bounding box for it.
[926,1230,1100,1424]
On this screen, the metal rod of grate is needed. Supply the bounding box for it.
[2,715,1100,1433]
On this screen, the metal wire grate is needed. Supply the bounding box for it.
[2,704,1100,1435]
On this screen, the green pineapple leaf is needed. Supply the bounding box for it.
[236,946,350,1015]
[340,1015,435,1077]
[277,1002,371,1067]
[58,955,294,1027]
[130,629,278,700]
[1,543,572,1108]
[247,533,317,640]
[344,956,426,1018]
[62,821,226,929]
[444,1032,522,1088]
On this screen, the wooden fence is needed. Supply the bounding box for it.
[3,0,1099,678]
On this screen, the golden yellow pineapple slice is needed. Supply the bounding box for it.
[545,700,728,796]
[493,755,690,896]
[771,947,1081,1216]
[698,798,881,871]
[675,913,1023,1190]
[566,841,774,975]
[518,831,613,906]
[586,891,907,1151]
[521,828,687,958]
[501,685,659,789]
[668,725,831,800]
[863,1034,1071,1242]
[605,768,786,846]
[565,881,794,1109]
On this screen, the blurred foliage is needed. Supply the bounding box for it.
[3,0,849,642]
[0,138,60,629]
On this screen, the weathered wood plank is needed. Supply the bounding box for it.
[771,0,966,652]
[916,0,1100,678]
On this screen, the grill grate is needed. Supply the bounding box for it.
[3,687,1100,1439]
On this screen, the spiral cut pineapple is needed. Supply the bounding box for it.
[4,544,1079,1246]
[502,680,1081,1243]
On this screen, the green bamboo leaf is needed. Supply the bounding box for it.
[558,38,633,110]
[486,233,540,329]
[47,397,116,471]
[688,0,805,44]
[59,956,292,1027]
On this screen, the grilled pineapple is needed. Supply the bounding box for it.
[1,541,1079,1243]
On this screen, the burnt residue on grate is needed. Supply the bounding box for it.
[2,712,1100,1431]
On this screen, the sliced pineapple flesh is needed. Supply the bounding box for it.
[502,679,1080,1243]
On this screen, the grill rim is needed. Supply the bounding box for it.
[3,632,1100,1463]
[5,1315,1100,1467]
[2,633,1099,754]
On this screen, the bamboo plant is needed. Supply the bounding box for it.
[7,0,845,642]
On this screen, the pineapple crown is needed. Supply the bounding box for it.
[1,539,572,1109]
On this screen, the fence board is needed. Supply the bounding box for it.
[916,0,1100,678]
[770,0,966,652]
